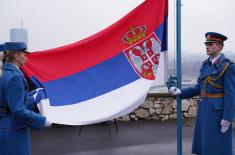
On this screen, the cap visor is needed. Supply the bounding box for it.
[204,40,219,44]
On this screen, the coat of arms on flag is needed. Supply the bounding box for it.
[123,25,161,80]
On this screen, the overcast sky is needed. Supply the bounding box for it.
[0,0,234,57]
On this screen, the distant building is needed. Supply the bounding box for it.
[10,28,28,46]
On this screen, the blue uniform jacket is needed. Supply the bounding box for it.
[0,63,46,155]
[181,53,235,155]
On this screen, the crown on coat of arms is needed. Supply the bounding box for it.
[122,25,147,46]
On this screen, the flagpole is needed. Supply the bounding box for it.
[176,0,182,155]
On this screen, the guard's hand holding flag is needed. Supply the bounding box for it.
[31,88,52,127]
[169,87,181,95]
[44,118,52,127]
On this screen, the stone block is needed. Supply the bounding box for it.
[135,109,150,118]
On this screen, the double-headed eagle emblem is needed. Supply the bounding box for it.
[123,25,161,80]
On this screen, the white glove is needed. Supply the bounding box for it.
[44,118,52,128]
[169,86,181,95]
[220,119,231,133]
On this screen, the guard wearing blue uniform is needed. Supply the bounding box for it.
[169,32,235,155]
[0,42,51,155]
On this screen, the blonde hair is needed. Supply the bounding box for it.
[0,51,19,77]
[4,51,18,63]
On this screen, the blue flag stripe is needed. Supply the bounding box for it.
[35,52,140,106]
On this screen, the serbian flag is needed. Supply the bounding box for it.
[22,0,168,125]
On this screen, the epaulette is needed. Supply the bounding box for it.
[229,60,234,64]
[202,57,210,65]
[224,58,234,64]
[202,57,210,64]
[199,58,209,71]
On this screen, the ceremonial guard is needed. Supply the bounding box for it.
[0,42,51,155]
[169,32,235,155]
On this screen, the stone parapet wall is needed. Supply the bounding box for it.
[118,94,199,122]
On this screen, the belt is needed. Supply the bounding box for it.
[200,91,224,98]
[0,107,10,117]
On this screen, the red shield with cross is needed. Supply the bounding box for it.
[124,33,161,80]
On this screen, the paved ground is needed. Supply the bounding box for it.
[31,119,234,155]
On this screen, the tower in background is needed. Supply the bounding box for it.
[10,19,28,46]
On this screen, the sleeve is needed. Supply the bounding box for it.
[26,90,37,110]
[180,77,201,99]
[222,64,235,121]
[6,76,46,129]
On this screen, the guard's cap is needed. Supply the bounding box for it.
[4,42,29,53]
[205,32,227,44]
